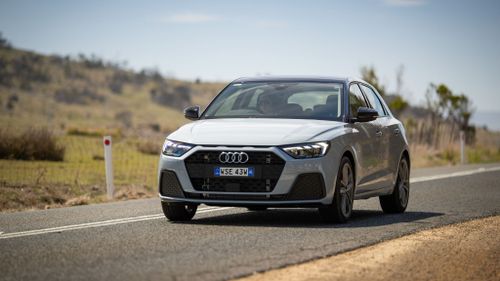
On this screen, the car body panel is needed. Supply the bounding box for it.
[168,118,347,146]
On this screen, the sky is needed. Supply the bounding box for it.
[1,0,500,117]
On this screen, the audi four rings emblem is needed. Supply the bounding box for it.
[219,152,249,164]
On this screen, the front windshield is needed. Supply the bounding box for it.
[202,82,344,120]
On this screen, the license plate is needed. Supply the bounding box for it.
[214,167,254,177]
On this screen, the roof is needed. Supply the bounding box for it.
[232,75,353,84]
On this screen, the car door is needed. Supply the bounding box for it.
[348,83,383,195]
[359,84,393,190]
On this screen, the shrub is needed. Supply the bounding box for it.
[0,128,65,161]
[136,140,161,155]
[108,71,131,94]
[437,147,459,164]
[66,127,122,138]
[150,84,191,109]
[115,110,133,128]
[54,87,105,105]
[149,123,161,132]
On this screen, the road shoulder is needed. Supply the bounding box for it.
[236,215,500,281]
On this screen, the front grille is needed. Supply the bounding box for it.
[286,173,325,200]
[185,151,284,165]
[185,151,285,192]
[159,170,185,198]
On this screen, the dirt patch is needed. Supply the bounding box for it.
[237,216,500,281]
[0,183,155,212]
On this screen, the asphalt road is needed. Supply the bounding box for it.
[1,163,499,281]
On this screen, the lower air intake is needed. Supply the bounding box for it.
[160,170,185,198]
[286,173,325,200]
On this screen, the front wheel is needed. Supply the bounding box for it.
[379,157,410,213]
[319,156,355,223]
[161,201,197,221]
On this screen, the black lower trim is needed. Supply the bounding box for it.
[159,170,185,198]
[286,173,326,200]
[184,192,286,201]
[160,171,326,204]
[161,196,326,208]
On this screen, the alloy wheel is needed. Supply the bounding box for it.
[339,162,354,218]
[398,159,410,208]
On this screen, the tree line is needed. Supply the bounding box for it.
[360,66,475,146]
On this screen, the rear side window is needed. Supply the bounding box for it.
[360,85,386,117]
[349,84,367,117]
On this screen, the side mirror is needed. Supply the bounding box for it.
[184,106,200,120]
[355,107,378,122]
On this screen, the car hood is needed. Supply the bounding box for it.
[168,118,346,146]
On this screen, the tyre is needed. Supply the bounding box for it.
[161,201,197,221]
[319,156,355,223]
[379,157,410,213]
[247,206,268,211]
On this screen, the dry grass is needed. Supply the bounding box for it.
[136,139,162,155]
[0,128,65,161]
[410,141,500,168]
[0,135,158,211]
[406,118,500,168]
[0,182,155,211]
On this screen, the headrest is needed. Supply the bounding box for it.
[326,95,338,104]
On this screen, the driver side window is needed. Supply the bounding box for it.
[349,84,367,117]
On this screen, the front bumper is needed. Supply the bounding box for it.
[158,145,340,207]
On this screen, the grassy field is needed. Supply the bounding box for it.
[0,135,158,187]
[407,127,500,167]
[0,134,163,211]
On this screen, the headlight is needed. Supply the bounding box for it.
[162,140,193,157]
[281,142,329,159]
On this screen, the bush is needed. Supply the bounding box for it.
[115,110,133,128]
[0,32,12,48]
[54,87,105,105]
[150,84,191,109]
[436,147,459,164]
[66,127,122,138]
[108,71,131,94]
[136,140,161,155]
[0,128,65,161]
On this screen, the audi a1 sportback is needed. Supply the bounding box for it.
[158,76,410,223]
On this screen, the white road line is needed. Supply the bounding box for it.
[0,207,233,240]
[410,166,500,183]
[1,165,499,240]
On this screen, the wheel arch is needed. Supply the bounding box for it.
[401,149,411,172]
[340,146,358,185]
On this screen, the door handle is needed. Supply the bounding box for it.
[394,128,400,135]
[375,130,383,137]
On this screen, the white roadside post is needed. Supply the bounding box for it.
[460,130,465,165]
[103,136,114,199]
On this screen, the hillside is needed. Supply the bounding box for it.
[0,43,228,211]
[0,44,225,136]
[1,41,499,212]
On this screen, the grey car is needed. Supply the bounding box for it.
[158,76,410,223]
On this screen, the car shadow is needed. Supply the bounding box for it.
[183,208,444,228]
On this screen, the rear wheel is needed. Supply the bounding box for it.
[379,157,410,213]
[161,201,197,221]
[319,156,355,223]
[247,206,268,211]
